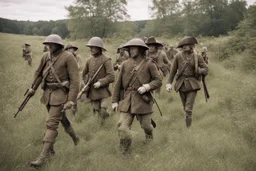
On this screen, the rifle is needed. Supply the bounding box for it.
[77,58,110,101]
[14,56,49,118]
[202,76,210,102]
[150,92,163,117]
[14,76,43,118]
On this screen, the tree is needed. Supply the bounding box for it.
[32,27,40,35]
[66,0,130,38]
[150,0,180,19]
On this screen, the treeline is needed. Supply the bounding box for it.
[0,0,251,39]
[0,18,69,38]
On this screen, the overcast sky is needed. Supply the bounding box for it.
[0,0,255,21]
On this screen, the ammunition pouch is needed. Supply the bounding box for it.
[45,81,69,92]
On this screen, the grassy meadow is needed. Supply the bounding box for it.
[0,32,256,171]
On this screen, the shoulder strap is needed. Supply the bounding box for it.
[128,59,146,87]
[42,52,63,79]
[176,53,193,79]
[90,58,111,82]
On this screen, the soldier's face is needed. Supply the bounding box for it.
[148,45,157,53]
[68,48,76,54]
[182,45,192,52]
[130,47,139,58]
[90,47,101,55]
[47,43,58,53]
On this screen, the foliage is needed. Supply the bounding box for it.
[66,0,130,38]
[0,18,69,38]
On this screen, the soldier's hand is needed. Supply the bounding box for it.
[137,86,147,94]
[63,101,75,111]
[112,103,118,112]
[27,88,35,97]
[93,81,101,89]
[166,84,172,92]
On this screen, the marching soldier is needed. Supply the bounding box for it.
[43,45,49,52]
[65,44,83,114]
[146,36,170,94]
[166,45,179,65]
[23,43,32,66]
[82,37,115,124]
[201,46,209,64]
[166,36,208,128]
[112,38,162,155]
[65,44,82,71]
[27,34,80,167]
[113,44,129,71]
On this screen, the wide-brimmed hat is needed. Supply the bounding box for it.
[145,37,163,47]
[177,36,198,48]
[65,44,78,51]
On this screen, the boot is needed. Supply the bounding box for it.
[65,126,80,146]
[144,133,153,144]
[120,139,132,155]
[30,142,52,167]
[185,116,192,128]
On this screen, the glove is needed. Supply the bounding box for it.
[27,88,35,96]
[63,101,75,111]
[138,86,147,94]
[112,103,118,111]
[198,68,207,76]
[166,84,172,92]
[93,81,101,88]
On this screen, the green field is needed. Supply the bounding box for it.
[1,33,256,171]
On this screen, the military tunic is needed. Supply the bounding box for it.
[82,53,115,111]
[168,51,208,117]
[35,49,79,132]
[112,57,162,139]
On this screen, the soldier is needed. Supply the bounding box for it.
[146,37,170,94]
[43,45,49,52]
[113,44,129,71]
[146,37,170,77]
[201,46,209,64]
[166,45,179,65]
[65,44,82,71]
[65,44,83,114]
[27,34,80,167]
[82,37,115,124]
[112,38,162,155]
[23,43,32,66]
[166,36,208,128]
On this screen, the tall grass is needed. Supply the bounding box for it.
[0,33,256,171]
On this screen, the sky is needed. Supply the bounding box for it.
[0,0,255,21]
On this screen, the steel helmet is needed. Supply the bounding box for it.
[202,46,207,52]
[86,37,106,51]
[65,44,78,51]
[123,38,149,50]
[43,34,64,47]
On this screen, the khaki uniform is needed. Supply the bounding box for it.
[201,52,209,64]
[168,51,208,126]
[147,49,170,77]
[23,46,32,65]
[82,54,115,116]
[35,49,79,135]
[166,48,179,65]
[113,51,129,71]
[112,58,162,139]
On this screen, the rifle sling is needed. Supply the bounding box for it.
[44,52,65,91]
[89,58,111,83]
[128,59,146,88]
[176,52,194,80]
